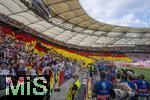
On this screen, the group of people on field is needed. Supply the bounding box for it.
[91,62,150,100]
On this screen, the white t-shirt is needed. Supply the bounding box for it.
[29,69,37,75]
[127,71,133,75]
[0,69,10,75]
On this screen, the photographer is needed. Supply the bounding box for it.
[121,75,137,100]
[135,74,149,100]
[93,71,114,100]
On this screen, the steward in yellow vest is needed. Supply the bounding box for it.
[66,74,81,100]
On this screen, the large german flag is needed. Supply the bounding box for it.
[25,41,37,52]
[33,42,49,56]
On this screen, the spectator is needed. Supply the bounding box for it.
[121,75,137,100]
[106,69,112,82]
[0,62,9,76]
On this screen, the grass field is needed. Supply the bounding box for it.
[117,67,150,81]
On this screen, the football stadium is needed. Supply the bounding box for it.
[0,0,150,100]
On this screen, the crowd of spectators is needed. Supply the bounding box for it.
[0,33,82,75]
[126,53,150,62]
[0,32,82,91]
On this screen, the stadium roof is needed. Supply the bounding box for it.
[45,0,150,32]
[0,0,150,50]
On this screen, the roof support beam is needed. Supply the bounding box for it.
[26,19,42,26]
[56,8,80,15]
[59,11,85,21]
[12,0,26,10]
[10,14,33,23]
[0,3,14,14]
[7,10,29,16]
[46,0,66,6]
[41,25,57,33]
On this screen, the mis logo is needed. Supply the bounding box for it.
[5,76,49,96]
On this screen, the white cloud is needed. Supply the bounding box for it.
[79,0,150,28]
[117,13,143,26]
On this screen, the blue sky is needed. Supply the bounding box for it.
[79,0,150,28]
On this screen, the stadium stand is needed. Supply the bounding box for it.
[126,53,150,62]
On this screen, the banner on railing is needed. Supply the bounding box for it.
[58,70,65,87]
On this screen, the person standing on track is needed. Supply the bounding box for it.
[66,73,81,100]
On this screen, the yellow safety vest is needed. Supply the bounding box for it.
[66,80,81,100]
